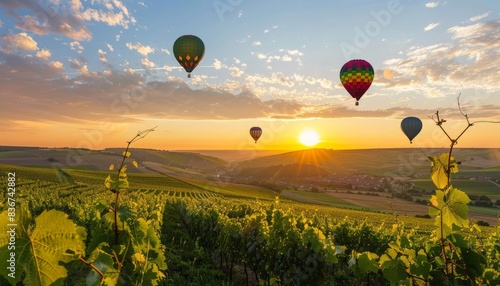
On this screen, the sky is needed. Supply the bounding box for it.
[0,0,499,151]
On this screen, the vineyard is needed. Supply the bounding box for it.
[1,159,499,286]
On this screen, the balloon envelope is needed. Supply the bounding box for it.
[339,59,374,105]
[401,117,423,144]
[249,127,262,143]
[173,35,205,77]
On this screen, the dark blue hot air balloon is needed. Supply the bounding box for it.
[401,117,422,144]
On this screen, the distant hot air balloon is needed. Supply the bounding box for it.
[339,59,374,106]
[173,35,205,78]
[401,117,423,144]
[249,127,262,143]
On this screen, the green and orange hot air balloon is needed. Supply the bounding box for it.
[173,35,205,78]
[339,59,374,106]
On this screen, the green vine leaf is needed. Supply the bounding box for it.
[428,153,458,189]
[358,252,379,274]
[429,187,470,235]
[0,207,86,286]
[85,248,115,286]
[379,253,407,285]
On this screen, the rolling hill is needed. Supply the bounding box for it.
[234,148,500,177]
[236,163,330,179]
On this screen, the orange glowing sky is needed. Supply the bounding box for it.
[0,1,499,150]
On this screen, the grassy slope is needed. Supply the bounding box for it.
[411,178,500,200]
[236,148,500,176]
[0,164,441,229]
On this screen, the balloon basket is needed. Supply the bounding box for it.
[355,101,359,106]
[187,73,191,78]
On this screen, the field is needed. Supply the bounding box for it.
[411,178,500,200]
[1,147,500,285]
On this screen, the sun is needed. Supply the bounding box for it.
[299,130,320,147]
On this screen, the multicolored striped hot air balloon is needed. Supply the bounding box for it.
[401,117,423,144]
[173,35,205,78]
[249,127,262,143]
[339,59,374,106]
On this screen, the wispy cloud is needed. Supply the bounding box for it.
[0,0,135,41]
[468,12,490,22]
[141,58,156,68]
[424,23,440,31]
[69,41,84,54]
[380,20,500,97]
[126,42,154,56]
[0,48,497,129]
[425,2,439,8]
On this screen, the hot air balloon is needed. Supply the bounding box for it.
[401,117,423,144]
[249,127,262,143]
[339,59,374,106]
[173,35,205,78]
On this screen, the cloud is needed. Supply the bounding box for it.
[424,23,440,31]
[1,32,38,52]
[141,58,156,68]
[213,59,223,70]
[0,19,3,28]
[69,41,84,53]
[50,61,63,69]
[161,48,171,55]
[252,41,262,46]
[281,54,292,62]
[0,0,136,41]
[0,0,92,40]
[255,49,304,65]
[81,0,136,28]
[287,50,303,56]
[380,20,500,96]
[107,43,114,52]
[425,2,439,8]
[263,29,270,33]
[317,78,332,89]
[98,49,107,63]
[126,42,154,56]
[212,59,227,70]
[383,69,394,79]
[229,66,244,77]
[36,49,51,59]
[468,12,490,22]
[0,49,498,130]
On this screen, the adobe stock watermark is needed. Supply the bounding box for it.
[213,0,243,21]
[339,0,404,59]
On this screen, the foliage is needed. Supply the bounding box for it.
[346,103,495,285]
[0,206,86,286]
[0,127,167,285]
